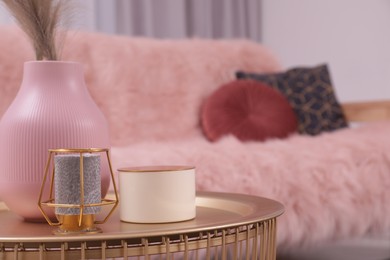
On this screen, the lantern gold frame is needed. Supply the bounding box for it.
[38,148,119,234]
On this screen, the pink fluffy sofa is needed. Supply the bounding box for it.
[1,26,390,252]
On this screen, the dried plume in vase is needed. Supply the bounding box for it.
[1,0,70,60]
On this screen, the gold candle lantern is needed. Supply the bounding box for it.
[38,148,119,234]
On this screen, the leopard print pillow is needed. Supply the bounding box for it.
[236,64,348,135]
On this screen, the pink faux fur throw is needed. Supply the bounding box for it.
[111,121,390,251]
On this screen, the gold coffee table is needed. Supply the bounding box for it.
[0,191,284,259]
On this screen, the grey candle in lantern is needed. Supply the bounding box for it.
[54,154,101,215]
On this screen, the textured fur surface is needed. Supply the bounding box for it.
[111,122,390,250]
[1,26,389,250]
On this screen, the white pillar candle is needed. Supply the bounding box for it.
[54,154,101,215]
[118,166,196,223]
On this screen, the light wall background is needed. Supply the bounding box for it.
[1,0,389,103]
[262,0,390,103]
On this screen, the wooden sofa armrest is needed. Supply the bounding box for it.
[342,100,390,122]
[0,202,8,211]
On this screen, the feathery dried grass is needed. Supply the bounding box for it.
[1,0,70,60]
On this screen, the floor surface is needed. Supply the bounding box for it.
[278,239,390,260]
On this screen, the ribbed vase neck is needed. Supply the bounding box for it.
[21,61,85,91]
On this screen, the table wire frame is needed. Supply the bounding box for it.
[0,218,277,260]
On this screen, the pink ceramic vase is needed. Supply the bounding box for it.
[0,61,111,221]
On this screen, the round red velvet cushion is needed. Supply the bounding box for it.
[201,80,298,142]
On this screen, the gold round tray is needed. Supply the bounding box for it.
[0,191,284,259]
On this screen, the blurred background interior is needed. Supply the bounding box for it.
[1,0,390,259]
[2,0,389,104]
